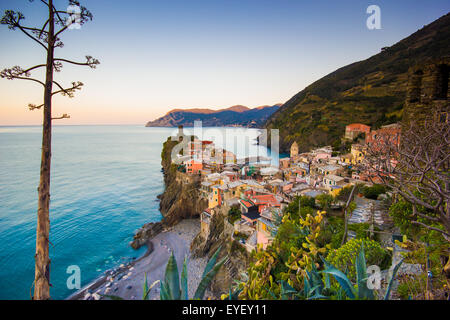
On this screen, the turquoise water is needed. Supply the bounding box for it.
[0,125,278,300]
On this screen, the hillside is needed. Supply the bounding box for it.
[146,104,280,128]
[265,13,450,153]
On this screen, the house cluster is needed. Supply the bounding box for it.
[173,122,400,252]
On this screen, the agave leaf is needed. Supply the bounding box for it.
[265,287,277,299]
[181,256,189,300]
[280,280,296,294]
[194,256,227,300]
[309,285,322,296]
[160,281,170,300]
[321,256,355,299]
[143,272,148,300]
[280,280,297,300]
[355,244,373,300]
[324,272,331,290]
[384,258,404,300]
[307,293,328,300]
[143,280,160,300]
[303,272,311,298]
[202,246,222,278]
[164,252,181,300]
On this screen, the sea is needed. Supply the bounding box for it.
[0,125,281,300]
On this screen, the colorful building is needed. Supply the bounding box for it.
[186,159,203,174]
[345,123,371,140]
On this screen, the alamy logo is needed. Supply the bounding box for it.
[66,5,81,30]
[366,265,381,289]
[66,265,81,290]
[366,5,381,30]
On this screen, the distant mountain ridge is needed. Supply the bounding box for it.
[146,104,281,128]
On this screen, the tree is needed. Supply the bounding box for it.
[316,194,334,211]
[0,0,99,299]
[340,184,357,246]
[363,110,449,240]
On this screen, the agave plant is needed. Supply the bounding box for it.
[160,246,227,300]
[320,244,404,300]
[104,246,227,300]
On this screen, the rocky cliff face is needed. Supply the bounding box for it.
[191,204,250,296]
[158,138,208,226]
[130,137,207,249]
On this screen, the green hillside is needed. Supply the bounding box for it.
[266,13,450,153]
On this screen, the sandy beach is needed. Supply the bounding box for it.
[68,219,207,300]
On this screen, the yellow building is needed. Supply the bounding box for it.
[351,144,366,165]
[208,185,224,208]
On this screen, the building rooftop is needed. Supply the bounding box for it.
[319,164,341,172]
[228,181,244,189]
[324,174,345,182]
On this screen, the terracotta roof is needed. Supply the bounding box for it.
[346,123,371,131]
[240,199,255,208]
[250,194,280,205]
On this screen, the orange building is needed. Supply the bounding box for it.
[186,159,203,174]
[345,123,371,140]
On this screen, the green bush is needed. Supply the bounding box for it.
[362,184,386,200]
[228,207,241,224]
[326,238,392,281]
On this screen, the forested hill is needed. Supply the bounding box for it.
[265,13,450,153]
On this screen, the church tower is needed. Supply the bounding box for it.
[290,141,299,158]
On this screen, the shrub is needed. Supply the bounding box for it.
[228,207,241,224]
[326,238,391,281]
[362,184,386,200]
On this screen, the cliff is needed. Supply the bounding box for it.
[191,204,251,296]
[158,137,208,226]
[130,136,207,249]
[146,104,280,128]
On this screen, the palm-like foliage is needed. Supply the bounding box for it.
[104,246,227,300]
[160,246,227,300]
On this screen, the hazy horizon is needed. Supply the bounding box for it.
[0,0,449,125]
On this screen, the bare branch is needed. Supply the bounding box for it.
[0,66,45,86]
[51,113,70,120]
[0,10,48,51]
[54,56,100,69]
[28,103,44,110]
[52,81,83,97]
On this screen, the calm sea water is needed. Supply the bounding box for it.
[0,125,278,300]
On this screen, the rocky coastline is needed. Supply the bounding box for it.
[68,135,211,300]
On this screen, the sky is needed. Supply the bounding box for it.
[0,0,449,125]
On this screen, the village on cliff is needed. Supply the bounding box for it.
[169,122,402,253]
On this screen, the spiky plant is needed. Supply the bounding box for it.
[160,246,227,300]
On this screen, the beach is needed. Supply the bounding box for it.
[68,219,207,300]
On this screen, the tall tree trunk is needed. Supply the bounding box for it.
[33,1,54,300]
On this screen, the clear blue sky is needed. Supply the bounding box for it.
[0,0,449,125]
